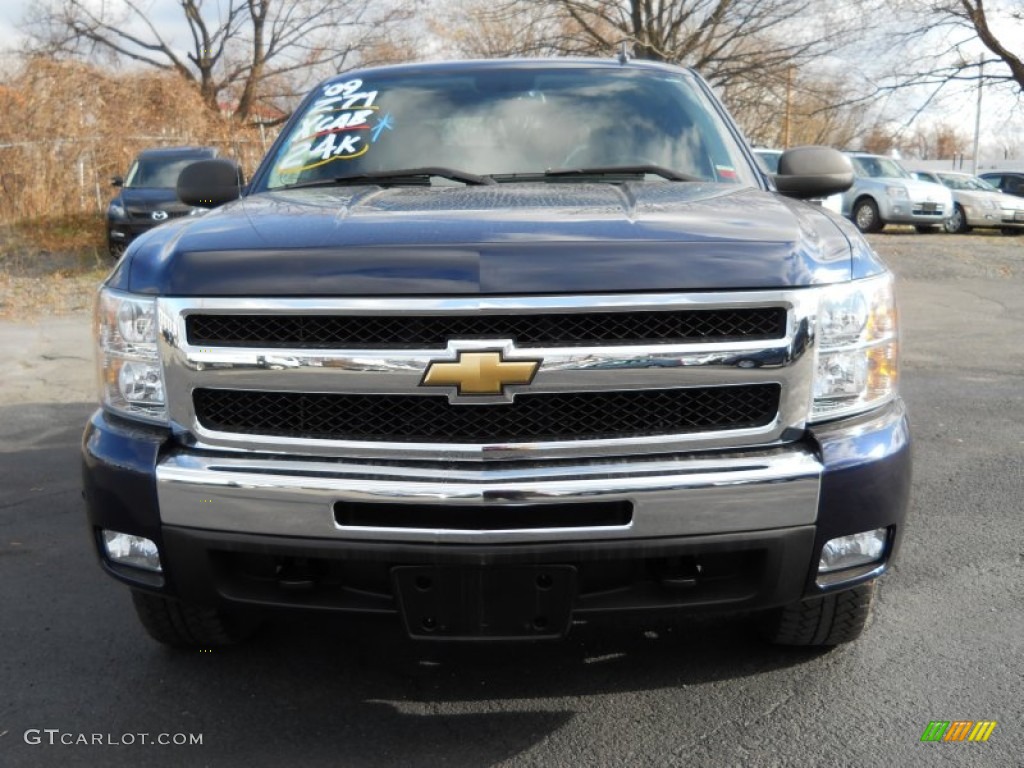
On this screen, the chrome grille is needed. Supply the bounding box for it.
[193,385,781,443]
[186,307,787,348]
[159,292,815,461]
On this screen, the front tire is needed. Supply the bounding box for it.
[131,591,259,648]
[944,204,970,234]
[853,199,883,233]
[759,582,875,647]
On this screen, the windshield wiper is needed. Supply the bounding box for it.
[544,165,701,182]
[281,167,495,189]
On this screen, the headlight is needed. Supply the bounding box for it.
[95,288,168,424]
[108,203,127,219]
[810,273,898,422]
[885,186,908,199]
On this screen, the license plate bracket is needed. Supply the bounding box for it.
[392,565,576,640]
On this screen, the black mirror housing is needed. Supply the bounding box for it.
[177,159,244,208]
[111,176,123,187]
[773,146,853,200]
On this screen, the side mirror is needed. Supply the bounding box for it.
[772,146,853,199]
[111,176,123,187]
[177,159,244,208]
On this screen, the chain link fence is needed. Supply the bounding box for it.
[0,60,281,226]
[0,136,269,224]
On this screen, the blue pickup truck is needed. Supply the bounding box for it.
[83,58,910,648]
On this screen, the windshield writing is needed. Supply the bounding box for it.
[264,69,756,189]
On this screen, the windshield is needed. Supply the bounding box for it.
[262,67,758,189]
[937,173,997,192]
[849,156,910,180]
[125,156,210,188]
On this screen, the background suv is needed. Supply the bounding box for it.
[840,152,953,233]
[913,170,1024,234]
[106,146,217,256]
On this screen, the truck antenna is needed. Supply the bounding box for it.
[617,41,630,65]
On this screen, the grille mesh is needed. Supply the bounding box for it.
[186,308,786,349]
[193,385,780,443]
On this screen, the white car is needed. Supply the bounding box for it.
[912,170,1024,234]
[841,153,953,233]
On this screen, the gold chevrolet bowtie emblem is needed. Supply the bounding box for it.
[422,350,540,396]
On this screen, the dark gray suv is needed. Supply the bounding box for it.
[106,146,217,257]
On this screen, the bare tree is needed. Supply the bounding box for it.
[22,0,415,123]
[860,125,899,156]
[900,121,967,159]
[436,0,884,149]
[934,1,1024,90]
[439,0,870,90]
[434,1,572,59]
[879,0,1024,111]
[733,70,872,150]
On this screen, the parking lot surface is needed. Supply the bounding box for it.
[0,232,1021,766]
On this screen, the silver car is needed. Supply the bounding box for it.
[913,170,1024,234]
[841,153,953,233]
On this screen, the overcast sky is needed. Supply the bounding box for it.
[0,1,184,53]
[0,2,25,51]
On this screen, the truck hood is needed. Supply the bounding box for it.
[116,182,884,296]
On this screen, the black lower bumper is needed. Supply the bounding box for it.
[157,524,817,637]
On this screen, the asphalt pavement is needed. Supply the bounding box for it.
[0,233,1021,767]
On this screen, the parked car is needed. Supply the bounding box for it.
[977,170,1024,199]
[912,170,1024,234]
[753,148,782,173]
[840,152,953,233]
[106,146,218,257]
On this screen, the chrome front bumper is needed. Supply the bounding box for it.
[156,444,822,544]
[86,399,909,613]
